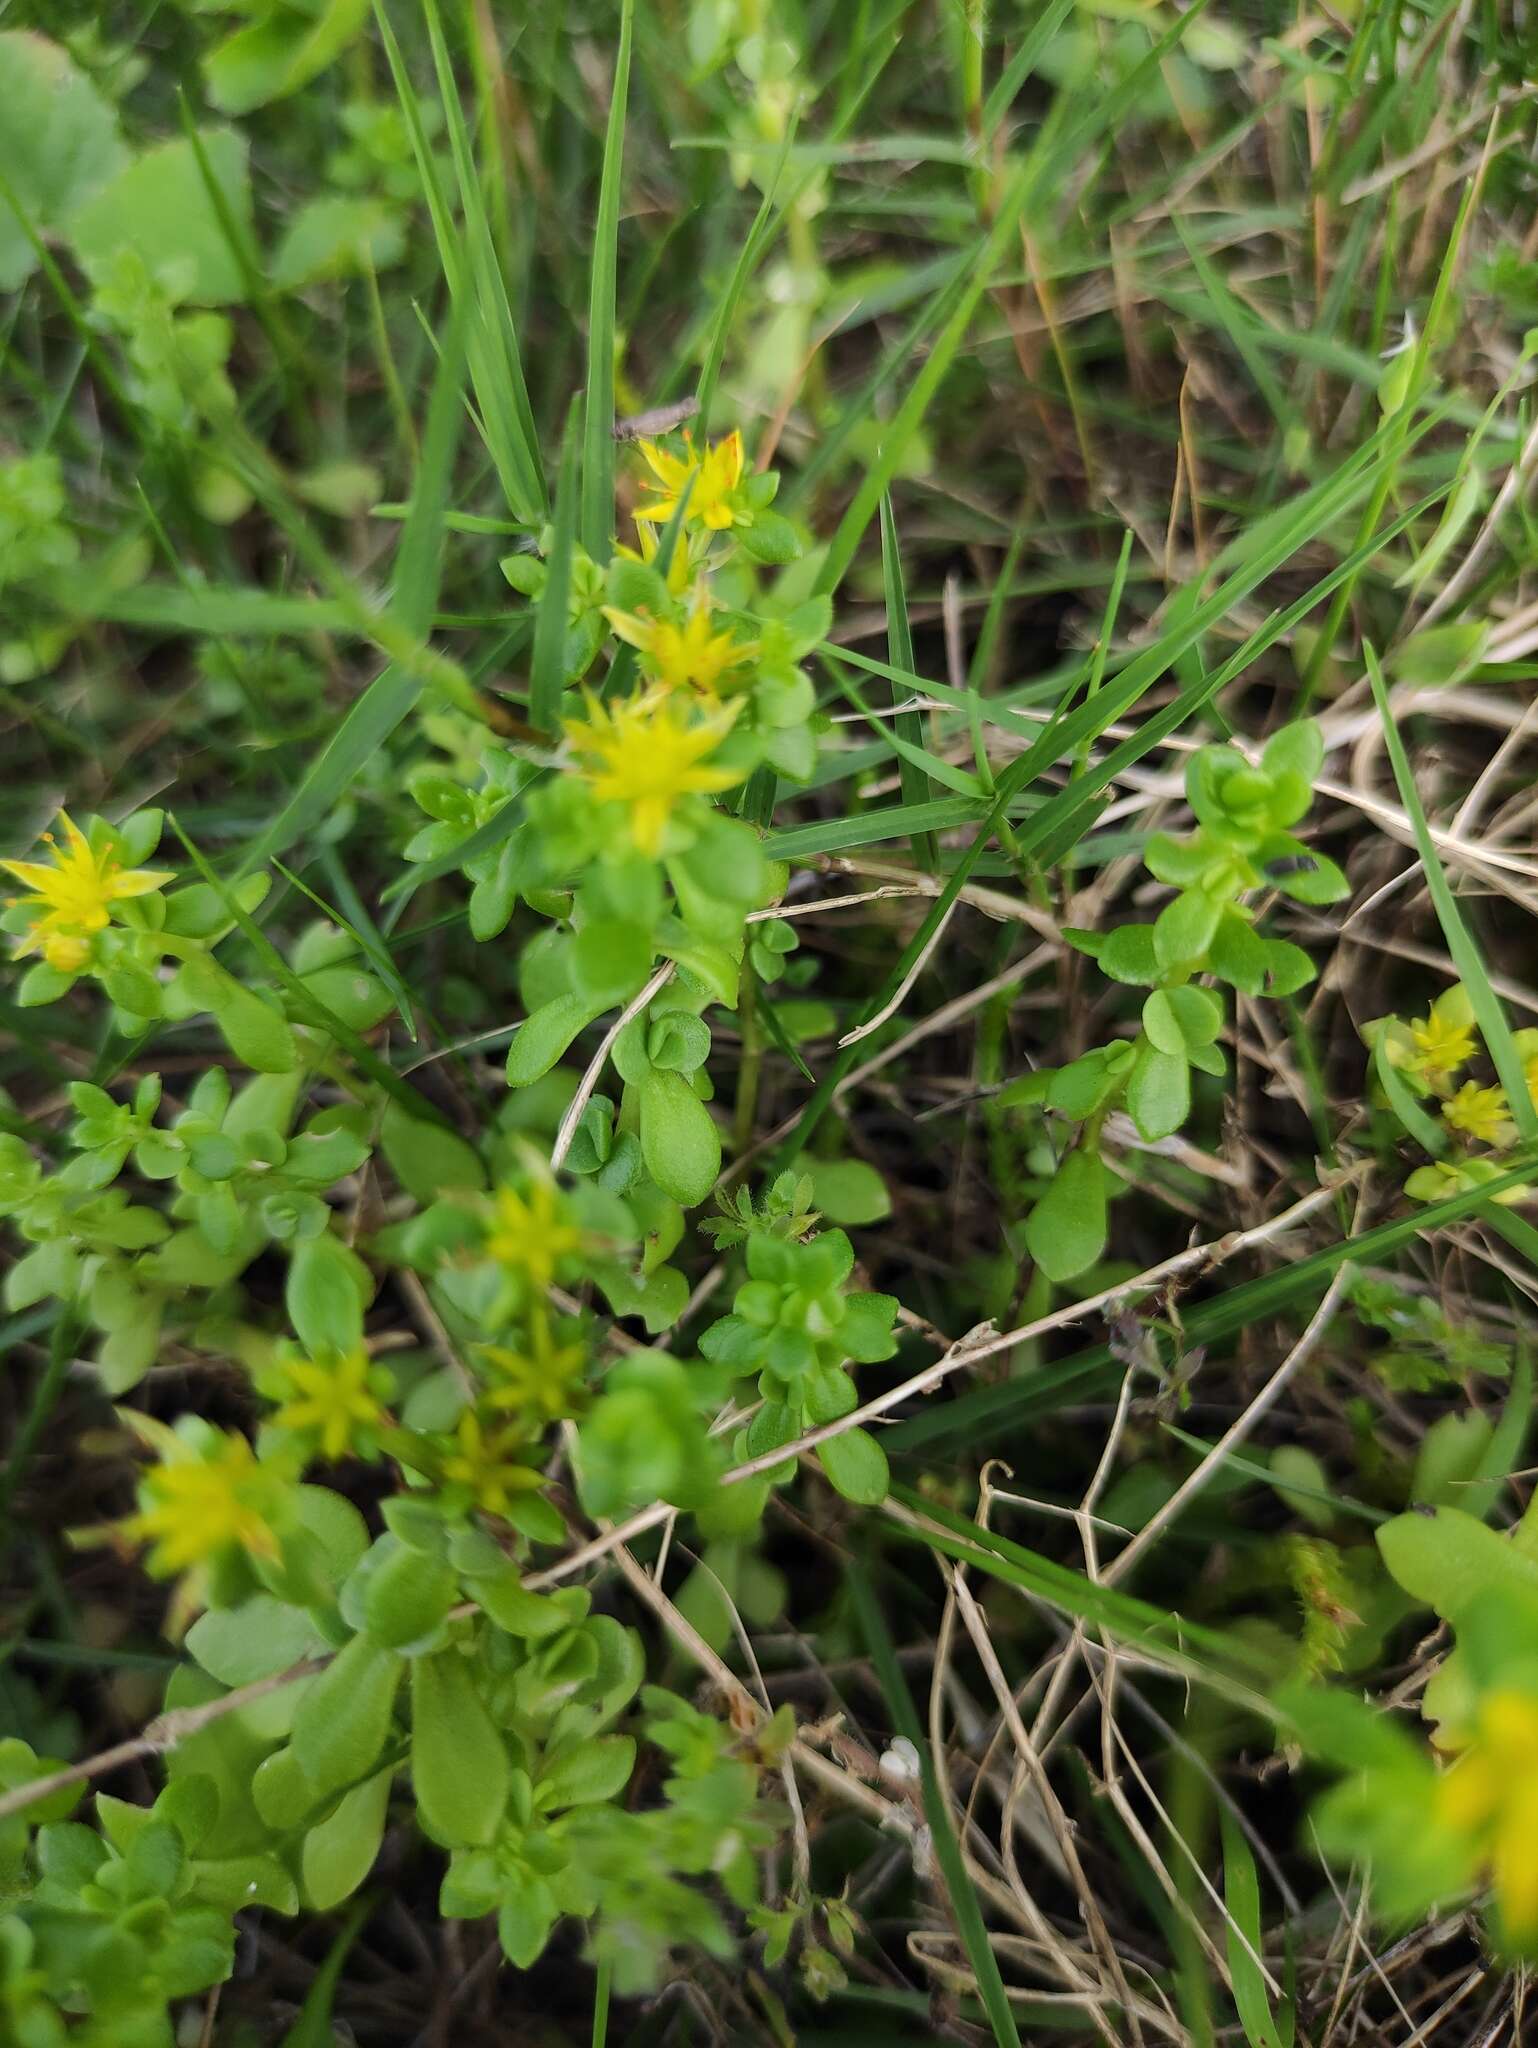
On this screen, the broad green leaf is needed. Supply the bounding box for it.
[817,1426,890,1505]
[186,1598,326,1688]
[1377,1505,1538,1620]
[253,1747,319,1832]
[506,992,607,1088]
[410,1650,509,1846]
[1045,1046,1132,1119]
[68,132,253,305]
[1389,620,1489,688]
[1411,1413,1493,1509]
[272,196,404,290]
[1268,1446,1336,1531]
[286,1235,369,1355]
[639,1069,721,1207]
[379,1101,486,1204]
[292,1636,403,1798]
[0,32,127,291]
[302,1767,392,1910]
[534,1735,636,1811]
[194,1851,299,1915]
[210,978,301,1076]
[1100,924,1161,985]
[205,0,368,114]
[299,964,393,1031]
[1154,889,1221,969]
[807,1158,891,1226]
[1024,1149,1107,1283]
[1126,1043,1190,1142]
[1143,985,1222,1053]
[361,1542,457,1652]
[1261,721,1324,786]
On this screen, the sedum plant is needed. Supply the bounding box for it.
[1363,979,1537,1204]
[1007,720,1346,1281]
[0,429,878,2041]
[0,422,1364,2040]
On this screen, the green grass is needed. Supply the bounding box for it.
[3,0,1538,2041]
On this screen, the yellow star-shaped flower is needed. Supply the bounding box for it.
[477,1314,588,1428]
[1403,990,1477,1084]
[483,1179,587,1292]
[1442,1081,1513,1147]
[634,430,745,532]
[126,1429,285,1576]
[1,813,172,973]
[269,1345,392,1462]
[441,1409,547,1519]
[564,689,744,856]
[604,599,758,697]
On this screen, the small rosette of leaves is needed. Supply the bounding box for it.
[699,1223,899,1506]
[1011,720,1341,1281]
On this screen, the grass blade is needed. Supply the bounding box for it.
[981,0,1079,131]
[847,1563,1022,2048]
[1221,1806,1294,2048]
[1365,642,1538,1141]
[531,402,581,737]
[581,0,634,563]
[380,0,545,523]
[236,319,467,878]
[765,795,989,861]
[887,1487,1276,1686]
[392,302,469,641]
[880,494,938,869]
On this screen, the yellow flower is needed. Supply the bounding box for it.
[441,1409,547,1518]
[634,430,745,532]
[478,1314,588,1427]
[126,1429,285,1576]
[1442,1082,1513,1147]
[269,1345,392,1462]
[1,813,172,973]
[483,1179,586,1292]
[564,689,744,856]
[603,598,758,697]
[1435,1689,1538,1941]
[1405,995,1477,1084]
